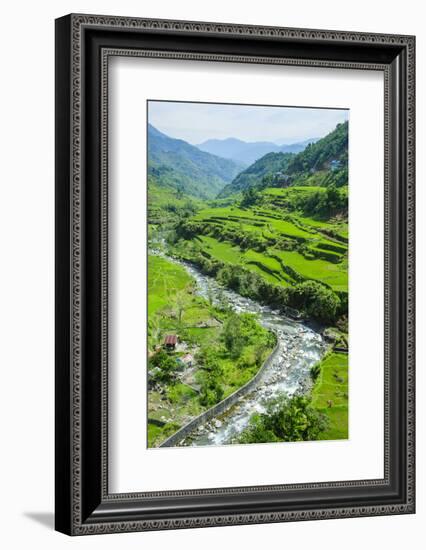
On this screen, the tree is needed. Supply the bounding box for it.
[254,343,269,366]
[196,347,224,406]
[148,350,178,384]
[222,314,246,358]
[206,283,214,306]
[287,280,340,323]
[198,372,224,407]
[240,186,259,208]
[196,346,222,374]
[260,173,274,189]
[172,288,192,326]
[239,394,329,443]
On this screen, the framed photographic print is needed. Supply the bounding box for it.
[55,14,415,535]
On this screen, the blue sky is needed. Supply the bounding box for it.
[148,101,349,145]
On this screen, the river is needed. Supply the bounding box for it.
[154,252,327,447]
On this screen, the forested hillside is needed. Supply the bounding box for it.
[148,124,244,199]
[220,121,348,197]
[219,152,295,197]
[286,121,348,175]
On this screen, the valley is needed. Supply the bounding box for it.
[147,111,349,448]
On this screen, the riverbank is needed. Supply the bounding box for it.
[160,343,281,447]
[149,251,328,447]
[147,254,276,447]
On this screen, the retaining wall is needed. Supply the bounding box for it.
[159,343,280,447]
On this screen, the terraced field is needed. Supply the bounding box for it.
[192,205,315,240]
[148,180,203,227]
[272,250,347,292]
[183,191,348,296]
[148,255,193,317]
[311,352,349,440]
[261,187,348,242]
[197,236,290,286]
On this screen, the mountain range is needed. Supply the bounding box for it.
[147,124,244,199]
[197,137,318,166]
[147,122,346,201]
[219,121,348,197]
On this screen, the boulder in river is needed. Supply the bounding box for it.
[323,327,339,342]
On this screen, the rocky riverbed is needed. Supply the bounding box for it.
[151,251,328,447]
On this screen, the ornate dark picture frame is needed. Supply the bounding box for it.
[55,14,415,536]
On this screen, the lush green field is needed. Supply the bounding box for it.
[198,236,290,285]
[183,192,348,296]
[192,204,317,240]
[184,232,347,293]
[148,180,204,227]
[311,352,348,440]
[273,250,347,292]
[261,187,348,241]
[147,254,275,447]
[148,255,193,317]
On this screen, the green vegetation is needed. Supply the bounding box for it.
[171,187,348,323]
[220,121,348,198]
[147,117,349,446]
[148,255,193,319]
[219,151,294,197]
[147,255,275,447]
[286,121,348,178]
[238,395,329,444]
[238,351,348,444]
[273,250,347,292]
[148,124,243,199]
[311,352,349,440]
[148,179,204,226]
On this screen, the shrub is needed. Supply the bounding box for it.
[239,394,329,443]
[287,280,341,323]
[198,371,224,407]
[310,362,321,382]
[148,350,179,384]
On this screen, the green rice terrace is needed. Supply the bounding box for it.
[176,194,348,293]
[311,351,348,440]
[147,116,349,447]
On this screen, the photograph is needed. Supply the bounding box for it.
[147,100,349,448]
[52,9,415,538]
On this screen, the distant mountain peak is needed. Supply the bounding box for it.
[147,124,244,200]
[197,136,318,166]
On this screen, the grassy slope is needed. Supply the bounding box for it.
[198,236,289,285]
[186,195,348,294]
[148,180,204,226]
[311,352,348,440]
[148,123,243,199]
[148,255,192,317]
[273,250,347,291]
[261,187,348,241]
[193,205,315,239]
